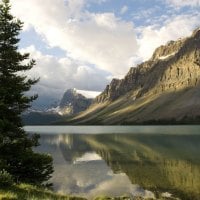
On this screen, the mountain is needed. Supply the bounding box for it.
[64,28,200,125]
[58,89,92,115]
[55,134,200,199]
[30,96,60,111]
[22,89,93,125]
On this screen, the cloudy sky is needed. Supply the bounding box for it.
[9,0,200,107]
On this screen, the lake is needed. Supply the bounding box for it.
[25,126,200,200]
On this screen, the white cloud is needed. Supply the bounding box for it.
[120,5,128,15]
[166,0,200,7]
[74,152,102,163]
[77,90,101,98]
[87,173,155,199]
[10,0,138,77]
[132,6,158,21]
[21,46,109,101]
[8,0,200,106]
[136,13,200,61]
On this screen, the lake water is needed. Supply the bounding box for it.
[25,126,200,200]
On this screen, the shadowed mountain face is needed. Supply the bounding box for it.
[66,28,200,125]
[59,89,92,115]
[37,133,200,199]
[22,89,93,125]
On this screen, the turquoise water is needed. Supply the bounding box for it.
[26,126,200,200]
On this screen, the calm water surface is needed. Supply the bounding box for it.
[25,126,200,200]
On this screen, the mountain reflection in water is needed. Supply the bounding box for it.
[36,133,200,200]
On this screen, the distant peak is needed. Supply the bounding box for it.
[59,88,92,115]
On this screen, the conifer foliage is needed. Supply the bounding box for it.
[0,0,53,185]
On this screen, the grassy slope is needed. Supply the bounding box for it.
[0,184,176,200]
[0,184,86,200]
[63,86,200,125]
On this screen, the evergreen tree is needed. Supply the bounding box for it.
[0,0,53,185]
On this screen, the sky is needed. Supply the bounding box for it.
[8,0,200,108]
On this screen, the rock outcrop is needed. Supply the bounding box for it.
[59,89,92,115]
[63,28,200,125]
[96,28,200,104]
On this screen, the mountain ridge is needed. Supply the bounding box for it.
[61,28,200,125]
[96,29,200,103]
[22,89,93,125]
[59,88,92,115]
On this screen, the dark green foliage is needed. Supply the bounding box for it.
[12,152,53,185]
[0,183,88,200]
[0,169,14,187]
[0,0,53,185]
[21,112,63,125]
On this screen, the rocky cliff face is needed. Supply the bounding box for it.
[59,89,92,115]
[65,28,200,125]
[96,28,200,103]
